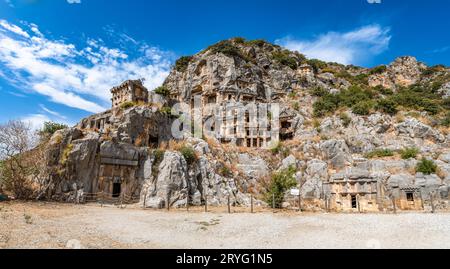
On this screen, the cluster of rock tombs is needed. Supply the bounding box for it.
[39,38,449,211]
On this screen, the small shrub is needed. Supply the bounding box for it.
[431,81,444,93]
[40,122,68,137]
[307,59,327,73]
[180,145,197,165]
[264,166,297,209]
[420,99,440,115]
[208,40,242,58]
[152,149,165,175]
[354,73,369,84]
[292,102,300,111]
[335,70,353,80]
[175,56,193,72]
[272,50,298,70]
[365,149,395,159]
[370,65,387,75]
[416,158,437,175]
[154,86,170,97]
[245,39,267,47]
[219,165,232,177]
[23,214,32,224]
[441,112,450,127]
[311,87,328,97]
[340,113,352,127]
[352,101,373,115]
[271,141,282,155]
[120,101,137,110]
[313,94,339,117]
[154,149,165,164]
[400,148,419,159]
[232,37,246,44]
[270,141,290,157]
[376,98,398,115]
[422,65,446,76]
[159,106,178,118]
[339,85,374,107]
[373,85,394,95]
[312,119,321,129]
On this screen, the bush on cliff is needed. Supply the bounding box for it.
[154,86,170,97]
[416,158,437,175]
[180,145,197,165]
[272,50,298,70]
[400,148,419,160]
[175,56,193,72]
[40,122,68,137]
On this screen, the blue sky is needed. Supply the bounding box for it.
[0,0,449,128]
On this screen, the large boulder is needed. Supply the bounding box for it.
[238,153,269,179]
[395,118,445,143]
[278,155,298,171]
[302,159,327,199]
[320,139,353,168]
[141,151,189,208]
[62,132,100,195]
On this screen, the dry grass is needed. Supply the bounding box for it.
[158,139,186,151]
[437,168,447,180]
[395,114,405,123]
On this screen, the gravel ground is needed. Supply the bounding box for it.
[0,202,449,249]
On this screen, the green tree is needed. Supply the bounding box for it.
[154,86,170,97]
[40,121,68,137]
[264,166,297,208]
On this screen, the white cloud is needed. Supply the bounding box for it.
[0,20,29,38]
[429,46,450,54]
[276,24,391,65]
[39,104,67,120]
[21,114,51,131]
[67,0,81,4]
[0,20,173,113]
[22,106,74,131]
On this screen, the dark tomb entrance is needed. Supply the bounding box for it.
[351,195,357,209]
[112,176,122,198]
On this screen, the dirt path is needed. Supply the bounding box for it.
[1,202,449,249]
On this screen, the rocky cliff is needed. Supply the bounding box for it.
[35,38,450,211]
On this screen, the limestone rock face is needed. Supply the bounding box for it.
[279,155,298,170]
[395,118,446,143]
[302,159,327,199]
[388,56,426,87]
[320,139,353,169]
[164,39,306,102]
[238,153,269,179]
[369,56,426,89]
[140,151,254,208]
[438,82,450,98]
[141,151,189,208]
[29,38,449,211]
